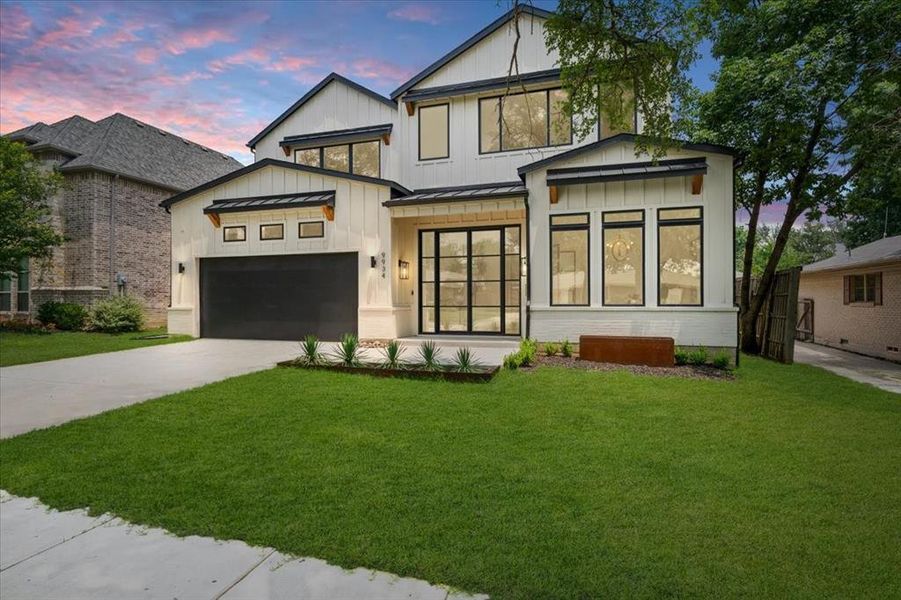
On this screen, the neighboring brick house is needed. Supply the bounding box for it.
[2,114,242,325]
[798,235,901,362]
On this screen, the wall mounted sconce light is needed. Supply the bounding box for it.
[177,262,186,274]
[398,260,410,280]
[370,256,378,268]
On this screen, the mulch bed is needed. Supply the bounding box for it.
[532,355,735,381]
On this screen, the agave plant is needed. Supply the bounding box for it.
[450,347,482,373]
[298,334,323,365]
[417,340,443,371]
[333,333,361,367]
[380,339,406,369]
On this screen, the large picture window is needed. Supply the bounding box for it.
[293,140,380,177]
[479,88,572,154]
[15,257,29,312]
[419,103,449,160]
[658,207,702,306]
[603,211,644,305]
[550,213,589,306]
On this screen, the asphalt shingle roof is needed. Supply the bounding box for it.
[803,235,901,273]
[6,113,242,192]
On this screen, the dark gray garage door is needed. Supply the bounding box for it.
[200,253,358,341]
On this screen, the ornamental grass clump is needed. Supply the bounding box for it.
[544,342,560,357]
[298,334,323,365]
[418,340,443,371]
[450,347,482,373]
[712,350,733,370]
[561,339,573,358]
[380,339,406,369]
[333,333,362,367]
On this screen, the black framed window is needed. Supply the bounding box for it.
[603,211,644,306]
[418,103,449,160]
[479,88,572,154]
[299,221,325,238]
[15,257,29,312]
[0,273,11,312]
[550,213,589,306]
[223,225,246,243]
[294,140,381,177]
[658,207,703,306]
[260,223,284,241]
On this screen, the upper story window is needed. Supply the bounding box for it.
[480,88,572,154]
[294,140,381,178]
[845,273,882,304]
[658,207,703,306]
[418,103,449,160]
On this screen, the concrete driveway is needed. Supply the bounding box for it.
[795,342,901,394]
[0,339,298,439]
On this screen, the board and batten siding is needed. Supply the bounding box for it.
[527,142,738,348]
[167,164,400,339]
[252,80,400,181]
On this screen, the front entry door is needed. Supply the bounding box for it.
[419,226,520,335]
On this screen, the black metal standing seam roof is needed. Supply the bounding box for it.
[391,5,554,100]
[517,133,743,176]
[402,69,561,103]
[279,124,393,148]
[383,181,527,207]
[247,73,396,149]
[203,192,335,215]
[546,158,708,186]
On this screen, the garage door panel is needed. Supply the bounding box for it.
[200,253,357,341]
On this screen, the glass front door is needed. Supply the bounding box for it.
[419,226,520,335]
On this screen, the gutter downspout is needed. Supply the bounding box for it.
[524,189,532,340]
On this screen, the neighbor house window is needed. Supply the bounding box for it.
[418,103,449,160]
[294,141,380,177]
[260,224,284,241]
[299,221,324,238]
[0,274,11,311]
[550,213,589,305]
[603,211,644,305]
[16,257,29,312]
[223,226,246,242]
[479,88,572,153]
[845,273,882,304]
[658,207,702,306]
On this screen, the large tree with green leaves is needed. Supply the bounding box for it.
[0,137,65,274]
[545,0,900,354]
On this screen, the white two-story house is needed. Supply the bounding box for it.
[161,6,740,354]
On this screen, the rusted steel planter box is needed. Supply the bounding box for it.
[578,335,675,368]
[277,361,499,383]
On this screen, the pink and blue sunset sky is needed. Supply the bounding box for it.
[0,0,783,223]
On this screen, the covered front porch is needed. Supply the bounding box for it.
[385,182,528,338]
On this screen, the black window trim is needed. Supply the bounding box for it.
[259,223,285,241]
[294,140,381,178]
[478,87,574,155]
[418,224,522,336]
[601,209,646,307]
[549,211,591,307]
[418,102,450,162]
[656,206,704,307]
[223,225,246,243]
[298,220,325,239]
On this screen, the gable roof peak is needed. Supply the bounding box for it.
[390,4,554,100]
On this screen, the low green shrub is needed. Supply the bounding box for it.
[561,339,573,358]
[450,347,482,373]
[544,342,560,357]
[503,351,524,370]
[88,295,144,333]
[674,347,690,366]
[418,340,443,371]
[38,301,88,331]
[333,333,361,367]
[688,346,709,365]
[519,338,538,366]
[712,351,733,370]
[299,334,323,365]
[0,319,52,334]
[381,339,406,369]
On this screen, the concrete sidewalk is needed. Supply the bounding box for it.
[0,491,485,600]
[794,342,901,394]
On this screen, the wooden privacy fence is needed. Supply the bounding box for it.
[735,267,802,363]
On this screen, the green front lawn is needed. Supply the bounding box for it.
[1,358,899,598]
[0,328,192,367]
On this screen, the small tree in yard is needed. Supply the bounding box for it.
[0,137,64,274]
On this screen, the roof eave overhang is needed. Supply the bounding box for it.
[401,69,561,105]
[383,192,527,208]
[802,257,901,275]
[278,124,393,149]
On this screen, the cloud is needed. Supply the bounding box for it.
[388,3,443,25]
[30,13,105,51]
[0,3,33,41]
[347,57,415,85]
[163,27,235,55]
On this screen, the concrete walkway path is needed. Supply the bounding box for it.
[0,491,485,600]
[794,342,901,394]
[0,339,298,439]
